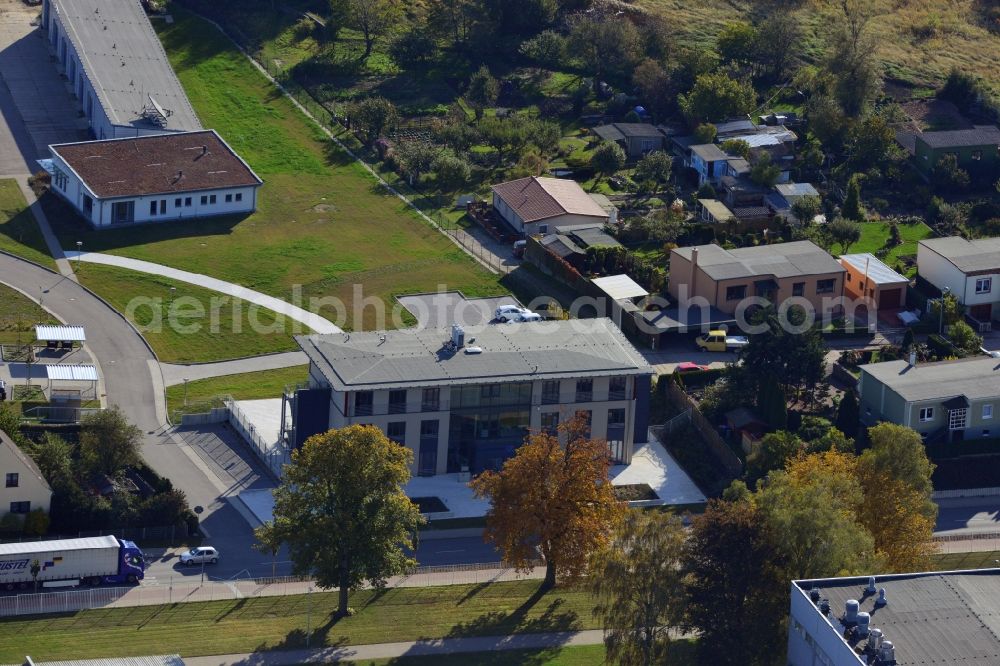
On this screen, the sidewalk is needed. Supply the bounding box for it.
[65,250,340,334]
[184,630,606,665]
[159,351,308,386]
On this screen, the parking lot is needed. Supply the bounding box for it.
[0,0,88,174]
[397,292,524,330]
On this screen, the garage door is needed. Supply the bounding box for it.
[879,288,902,309]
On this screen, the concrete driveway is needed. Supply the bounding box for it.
[0,1,88,173]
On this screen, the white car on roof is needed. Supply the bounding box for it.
[513,312,542,322]
[495,304,528,322]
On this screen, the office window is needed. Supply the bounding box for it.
[609,376,626,400]
[235,193,243,202]
[185,197,192,207]
[726,285,747,301]
[816,279,836,294]
[388,389,407,414]
[175,198,182,208]
[225,193,233,203]
[792,282,805,297]
[919,407,934,422]
[608,408,626,425]
[984,404,994,420]
[541,380,560,404]
[5,473,18,488]
[387,421,406,444]
[354,391,373,416]
[976,278,992,294]
[480,385,501,399]
[541,411,559,434]
[9,501,29,514]
[201,195,208,205]
[576,379,593,403]
[159,199,166,215]
[209,194,217,204]
[422,387,440,411]
[150,200,158,215]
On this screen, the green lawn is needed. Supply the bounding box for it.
[0,580,599,662]
[0,283,57,345]
[366,641,698,665]
[932,550,1000,572]
[76,264,303,363]
[847,221,934,268]
[166,365,308,418]
[0,179,55,271]
[49,8,502,333]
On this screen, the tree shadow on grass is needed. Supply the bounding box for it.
[446,583,580,639]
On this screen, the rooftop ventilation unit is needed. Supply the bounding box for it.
[464,346,483,355]
[876,588,888,607]
[844,599,860,625]
[809,588,821,604]
[855,612,870,638]
[451,324,465,349]
[866,628,883,653]
[874,640,896,665]
[866,577,877,594]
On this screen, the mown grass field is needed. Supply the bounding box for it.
[639,0,1000,95]
[365,641,699,665]
[76,264,303,363]
[0,283,57,345]
[0,179,55,271]
[50,8,502,333]
[850,220,934,269]
[0,580,600,662]
[932,549,1000,572]
[166,365,308,418]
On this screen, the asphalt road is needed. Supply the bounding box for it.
[0,254,275,577]
[415,536,500,567]
[934,497,1000,536]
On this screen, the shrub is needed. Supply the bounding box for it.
[22,509,50,536]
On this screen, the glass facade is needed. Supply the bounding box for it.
[447,382,533,474]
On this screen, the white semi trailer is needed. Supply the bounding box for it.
[0,535,145,590]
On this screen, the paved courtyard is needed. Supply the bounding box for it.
[0,0,88,172]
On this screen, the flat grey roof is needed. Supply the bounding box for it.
[32,656,185,666]
[640,305,736,332]
[49,0,201,132]
[298,318,653,392]
[915,125,1000,149]
[591,274,649,300]
[796,570,1000,665]
[919,236,1000,274]
[673,241,845,281]
[839,253,909,285]
[570,226,621,249]
[860,357,1000,402]
[775,182,819,199]
[690,143,729,162]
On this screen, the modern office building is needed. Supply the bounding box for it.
[289,319,653,477]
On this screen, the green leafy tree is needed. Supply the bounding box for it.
[805,94,848,149]
[842,174,864,220]
[633,150,673,192]
[901,327,915,351]
[949,319,983,355]
[466,65,499,121]
[684,499,787,666]
[828,216,862,252]
[930,291,962,330]
[720,138,751,160]
[589,510,687,666]
[756,12,802,81]
[392,140,440,184]
[23,509,50,537]
[351,96,399,144]
[739,308,827,401]
[716,21,758,65]
[806,427,855,455]
[746,430,802,488]
[790,195,822,226]
[932,153,971,193]
[848,114,897,167]
[266,425,422,618]
[826,0,881,116]
[80,406,142,478]
[338,0,403,58]
[433,153,472,192]
[591,141,626,187]
[835,389,860,439]
[679,72,756,124]
[758,376,788,431]
[569,16,643,89]
[519,30,566,66]
[749,152,781,187]
[693,123,717,144]
[389,29,436,66]
[426,0,477,49]
[857,424,937,571]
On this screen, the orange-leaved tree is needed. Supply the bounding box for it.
[471,415,625,589]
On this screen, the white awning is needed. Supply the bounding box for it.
[591,274,650,301]
[35,325,86,342]
[45,365,99,382]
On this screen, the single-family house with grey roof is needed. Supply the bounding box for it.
[290,319,653,476]
[668,241,845,317]
[591,123,667,158]
[906,125,1000,178]
[918,236,1000,328]
[859,357,1000,444]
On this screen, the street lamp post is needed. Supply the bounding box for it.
[75,241,82,270]
[183,378,189,407]
[306,585,314,648]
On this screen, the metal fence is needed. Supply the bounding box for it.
[225,397,290,480]
[0,563,543,618]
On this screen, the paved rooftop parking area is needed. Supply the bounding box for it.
[397,292,523,330]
